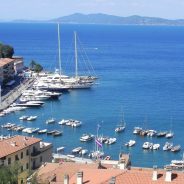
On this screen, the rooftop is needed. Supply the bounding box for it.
[0,135,41,158]
[36,162,184,184]
[0,58,15,67]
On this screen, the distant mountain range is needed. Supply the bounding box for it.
[12,13,184,26]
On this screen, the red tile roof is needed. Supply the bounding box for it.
[0,58,15,67]
[0,135,41,158]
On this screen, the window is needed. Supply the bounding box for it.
[8,158,11,165]
[26,149,29,156]
[21,152,23,159]
[21,166,23,172]
[26,163,29,170]
[15,155,19,161]
[21,179,23,184]
[40,156,42,162]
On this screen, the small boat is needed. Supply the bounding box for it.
[142,142,153,149]
[38,129,48,134]
[53,130,63,136]
[72,147,82,154]
[80,134,94,142]
[71,121,82,127]
[105,138,117,145]
[166,131,174,138]
[153,144,160,150]
[156,131,167,137]
[27,116,37,121]
[115,111,126,133]
[133,127,142,134]
[57,146,65,152]
[67,154,75,158]
[104,156,111,160]
[115,126,125,133]
[171,145,181,152]
[47,130,56,135]
[19,116,29,120]
[58,119,69,125]
[125,140,136,147]
[80,149,88,155]
[89,150,104,158]
[46,118,56,124]
[147,130,157,137]
[27,128,39,134]
[163,142,173,151]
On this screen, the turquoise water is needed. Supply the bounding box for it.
[1,23,184,167]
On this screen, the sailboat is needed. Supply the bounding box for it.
[166,117,174,138]
[46,102,56,124]
[115,111,126,133]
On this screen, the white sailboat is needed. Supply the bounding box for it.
[46,102,56,124]
[166,117,174,138]
[115,111,126,133]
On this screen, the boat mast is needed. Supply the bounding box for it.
[57,23,62,76]
[74,31,78,78]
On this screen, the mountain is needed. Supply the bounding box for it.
[11,13,184,26]
[50,13,184,26]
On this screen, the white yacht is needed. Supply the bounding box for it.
[163,142,173,151]
[166,131,174,138]
[72,147,82,154]
[125,140,136,147]
[38,129,47,134]
[133,127,142,134]
[105,138,117,145]
[153,144,160,150]
[46,118,56,124]
[58,119,69,125]
[71,120,82,127]
[19,116,29,120]
[27,116,37,121]
[80,134,94,142]
[142,142,153,149]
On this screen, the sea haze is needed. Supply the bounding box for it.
[0,23,184,167]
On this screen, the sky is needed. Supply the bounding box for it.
[1,0,184,20]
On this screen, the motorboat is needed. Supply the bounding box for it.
[153,144,160,150]
[57,146,65,153]
[27,116,37,121]
[46,118,56,124]
[47,130,56,135]
[171,145,181,152]
[163,142,173,151]
[89,150,104,159]
[115,126,125,133]
[133,127,142,134]
[80,134,94,142]
[142,142,153,149]
[72,147,82,154]
[105,138,117,145]
[71,121,82,127]
[147,130,157,137]
[53,130,63,136]
[166,131,174,138]
[19,116,29,120]
[125,140,136,147]
[27,128,39,134]
[38,129,48,134]
[156,131,167,137]
[58,119,69,125]
[80,149,88,155]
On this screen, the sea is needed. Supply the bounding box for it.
[0,23,184,168]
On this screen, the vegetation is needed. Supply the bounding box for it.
[29,60,43,73]
[0,43,14,58]
[0,162,21,184]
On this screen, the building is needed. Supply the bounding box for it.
[36,155,184,184]
[0,58,15,83]
[0,135,52,184]
[13,56,24,74]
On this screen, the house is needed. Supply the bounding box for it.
[13,56,24,74]
[0,135,52,184]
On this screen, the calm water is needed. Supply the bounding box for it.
[1,23,184,168]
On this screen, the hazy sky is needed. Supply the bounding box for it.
[1,0,184,20]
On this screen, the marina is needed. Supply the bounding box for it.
[0,24,184,168]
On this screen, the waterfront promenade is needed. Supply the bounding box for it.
[0,78,35,111]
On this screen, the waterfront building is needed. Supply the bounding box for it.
[0,135,52,184]
[0,58,15,83]
[13,56,24,74]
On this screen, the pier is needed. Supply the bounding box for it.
[0,78,35,111]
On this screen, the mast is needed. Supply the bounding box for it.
[57,23,62,76]
[74,31,78,78]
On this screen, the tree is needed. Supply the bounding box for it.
[0,43,14,58]
[29,60,43,73]
[30,60,36,71]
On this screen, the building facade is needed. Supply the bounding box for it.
[0,135,52,184]
[0,58,15,83]
[13,56,24,74]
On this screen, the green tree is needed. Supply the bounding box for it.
[30,60,36,70]
[0,43,14,58]
[34,64,43,73]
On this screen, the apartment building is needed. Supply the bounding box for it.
[0,58,15,83]
[0,135,52,184]
[13,56,24,74]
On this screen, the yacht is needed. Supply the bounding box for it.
[27,116,37,121]
[125,140,136,147]
[71,121,82,127]
[163,142,173,151]
[38,129,48,134]
[147,130,157,137]
[46,118,56,124]
[80,134,94,142]
[19,116,29,120]
[153,144,160,150]
[72,147,82,154]
[171,145,181,152]
[142,142,153,149]
[105,138,117,145]
[133,127,142,134]
[27,128,39,134]
[166,131,174,138]
[53,130,63,136]
[58,119,69,125]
